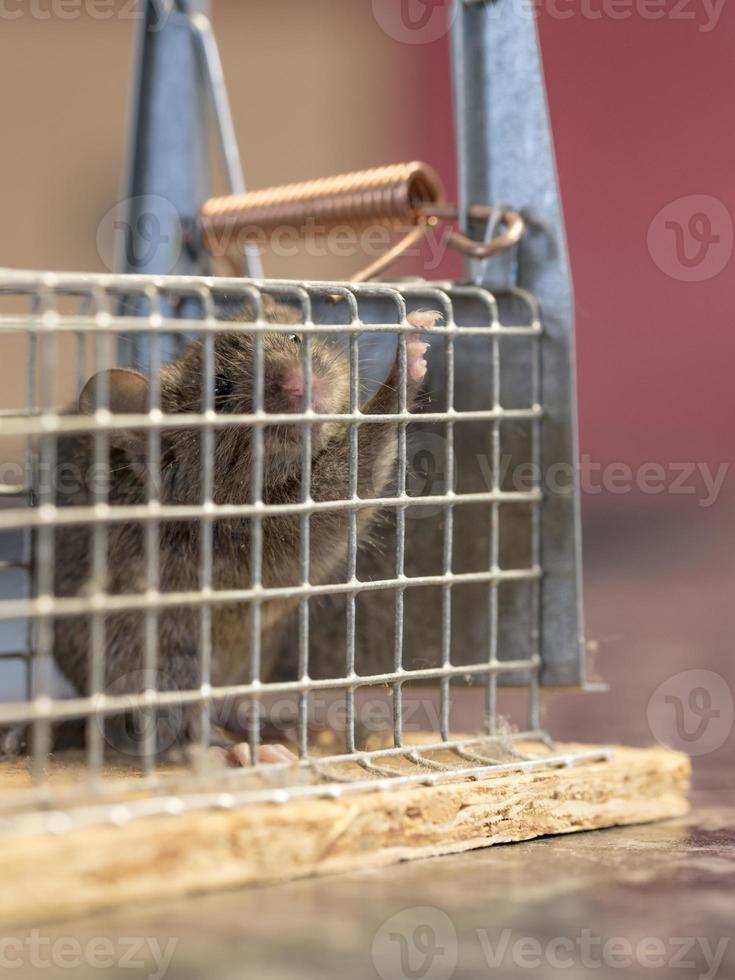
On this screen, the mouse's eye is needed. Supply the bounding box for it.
[288,334,302,345]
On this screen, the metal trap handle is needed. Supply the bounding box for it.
[199,160,524,281]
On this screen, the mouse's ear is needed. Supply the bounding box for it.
[78,369,150,415]
[78,370,152,480]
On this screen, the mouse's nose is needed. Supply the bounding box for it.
[281,371,305,410]
[266,368,329,414]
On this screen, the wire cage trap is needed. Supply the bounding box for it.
[0,0,628,858]
[0,269,606,835]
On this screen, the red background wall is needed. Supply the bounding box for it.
[409,4,734,516]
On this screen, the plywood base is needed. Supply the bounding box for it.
[0,743,689,926]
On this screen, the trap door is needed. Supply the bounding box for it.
[451,1,586,686]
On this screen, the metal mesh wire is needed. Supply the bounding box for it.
[0,269,601,837]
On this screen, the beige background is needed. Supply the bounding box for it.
[0,2,441,275]
[0,1,447,416]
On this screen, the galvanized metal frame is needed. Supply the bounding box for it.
[451,0,586,686]
[115,0,261,339]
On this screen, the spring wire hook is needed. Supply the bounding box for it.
[199,161,524,281]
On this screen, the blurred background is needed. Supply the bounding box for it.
[0,0,732,789]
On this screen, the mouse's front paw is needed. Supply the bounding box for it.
[405,309,441,383]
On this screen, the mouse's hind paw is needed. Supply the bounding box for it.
[207,740,298,768]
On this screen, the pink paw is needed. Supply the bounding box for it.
[406,337,429,383]
[212,742,298,767]
[407,310,442,330]
[405,309,441,384]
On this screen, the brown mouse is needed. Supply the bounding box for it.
[39,302,437,766]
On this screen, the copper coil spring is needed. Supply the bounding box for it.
[199,160,524,281]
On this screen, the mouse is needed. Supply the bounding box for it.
[23,301,438,767]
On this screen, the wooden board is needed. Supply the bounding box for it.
[0,743,689,926]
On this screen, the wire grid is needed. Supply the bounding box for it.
[0,269,602,835]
